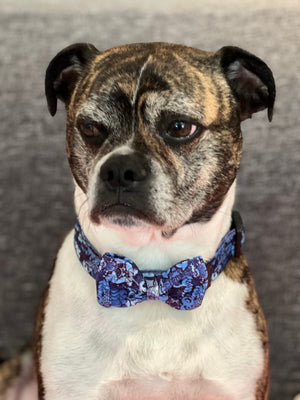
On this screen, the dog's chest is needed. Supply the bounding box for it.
[41,231,263,400]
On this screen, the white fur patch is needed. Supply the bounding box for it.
[132,55,153,106]
[41,180,264,399]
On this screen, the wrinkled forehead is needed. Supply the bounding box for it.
[72,45,228,126]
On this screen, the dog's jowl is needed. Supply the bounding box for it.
[5,42,276,400]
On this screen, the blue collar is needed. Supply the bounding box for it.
[74,211,244,311]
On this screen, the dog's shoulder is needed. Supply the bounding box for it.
[224,255,270,398]
[224,254,268,338]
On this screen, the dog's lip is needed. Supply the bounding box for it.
[104,203,149,219]
[91,203,158,224]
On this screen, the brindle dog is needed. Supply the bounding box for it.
[2,42,275,400]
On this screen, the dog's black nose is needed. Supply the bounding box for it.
[100,153,149,191]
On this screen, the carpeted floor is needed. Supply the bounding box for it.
[0,2,299,399]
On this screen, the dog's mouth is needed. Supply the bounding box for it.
[90,203,160,228]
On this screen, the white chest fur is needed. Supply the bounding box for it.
[41,230,263,400]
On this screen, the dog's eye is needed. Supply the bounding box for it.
[80,122,101,137]
[167,121,197,138]
[77,120,109,148]
[159,114,206,144]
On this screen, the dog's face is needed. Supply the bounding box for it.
[46,43,275,234]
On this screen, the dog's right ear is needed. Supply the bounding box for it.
[45,43,100,116]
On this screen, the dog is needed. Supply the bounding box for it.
[2,42,276,400]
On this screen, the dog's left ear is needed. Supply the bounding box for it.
[218,46,276,122]
[45,43,100,116]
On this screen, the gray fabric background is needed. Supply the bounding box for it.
[0,2,299,399]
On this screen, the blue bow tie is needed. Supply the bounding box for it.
[74,212,244,311]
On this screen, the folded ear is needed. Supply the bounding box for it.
[45,43,100,116]
[218,46,276,122]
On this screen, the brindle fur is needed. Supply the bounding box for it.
[224,256,270,399]
[33,284,49,400]
[33,242,67,400]
[64,44,244,230]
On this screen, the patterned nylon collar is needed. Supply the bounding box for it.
[74,211,244,311]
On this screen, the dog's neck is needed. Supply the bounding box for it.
[74,181,236,271]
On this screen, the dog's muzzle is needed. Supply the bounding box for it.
[90,153,155,225]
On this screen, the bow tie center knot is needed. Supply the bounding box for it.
[143,272,160,300]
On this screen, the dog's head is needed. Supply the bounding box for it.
[45,43,275,235]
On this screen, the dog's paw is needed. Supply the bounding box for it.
[0,349,37,400]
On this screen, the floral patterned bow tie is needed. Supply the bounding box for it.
[74,212,244,311]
